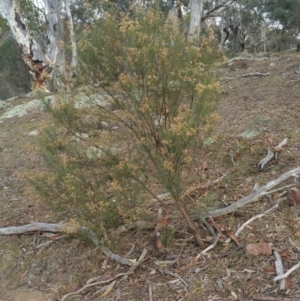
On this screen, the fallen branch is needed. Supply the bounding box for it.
[61,248,147,301]
[149,285,153,301]
[258,147,275,171]
[258,138,288,171]
[61,272,132,301]
[196,233,221,259]
[274,138,288,152]
[273,250,286,290]
[164,271,188,287]
[203,166,300,219]
[222,72,270,82]
[225,200,283,244]
[274,261,300,282]
[289,238,300,252]
[242,72,270,77]
[0,222,133,266]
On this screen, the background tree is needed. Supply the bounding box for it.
[263,0,300,51]
[0,0,77,91]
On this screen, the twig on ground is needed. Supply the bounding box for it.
[203,166,300,219]
[34,235,66,249]
[274,261,300,282]
[253,295,296,301]
[229,150,236,169]
[225,200,284,244]
[273,250,286,290]
[61,248,147,301]
[222,72,270,82]
[285,79,300,85]
[149,285,153,301]
[127,248,147,273]
[258,138,288,171]
[164,271,188,287]
[61,272,133,301]
[262,185,294,196]
[242,72,270,77]
[258,148,275,171]
[196,233,221,259]
[125,242,136,258]
[289,238,300,252]
[274,138,288,152]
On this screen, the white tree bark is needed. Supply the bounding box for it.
[0,0,75,91]
[187,0,237,44]
[0,0,51,90]
[64,0,77,78]
[45,0,65,90]
[187,0,203,43]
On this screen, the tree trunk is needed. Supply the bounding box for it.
[45,0,65,90]
[64,0,77,78]
[0,0,66,91]
[187,0,203,43]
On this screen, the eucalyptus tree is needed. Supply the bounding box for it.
[0,0,77,91]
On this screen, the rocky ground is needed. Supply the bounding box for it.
[1,51,300,301]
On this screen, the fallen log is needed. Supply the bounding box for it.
[0,222,133,266]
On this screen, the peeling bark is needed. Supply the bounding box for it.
[187,0,203,43]
[0,0,75,91]
[64,0,77,78]
[187,0,236,44]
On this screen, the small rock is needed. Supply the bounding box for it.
[269,62,275,68]
[86,146,102,159]
[28,130,39,136]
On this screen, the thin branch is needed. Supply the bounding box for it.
[258,147,275,171]
[253,295,296,301]
[274,261,300,282]
[203,166,300,219]
[60,272,132,301]
[164,271,188,287]
[196,233,221,258]
[273,250,286,290]
[225,201,283,244]
[0,222,133,266]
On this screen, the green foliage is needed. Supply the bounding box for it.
[34,7,220,237]
[264,0,300,30]
[0,34,31,99]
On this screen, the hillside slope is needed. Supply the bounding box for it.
[1,51,300,301]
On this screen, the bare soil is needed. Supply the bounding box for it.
[1,51,300,301]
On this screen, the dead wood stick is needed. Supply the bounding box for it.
[203,166,300,219]
[0,222,133,266]
[258,138,288,171]
[273,250,286,290]
[60,272,133,301]
[149,285,153,301]
[274,261,300,282]
[128,248,147,272]
[289,238,300,252]
[274,138,288,152]
[242,72,270,77]
[253,295,299,301]
[262,184,295,196]
[225,201,283,244]
[258,147,275,171]
[62,248,147,301]
[196,233,221,259]
[164,271,188,287]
